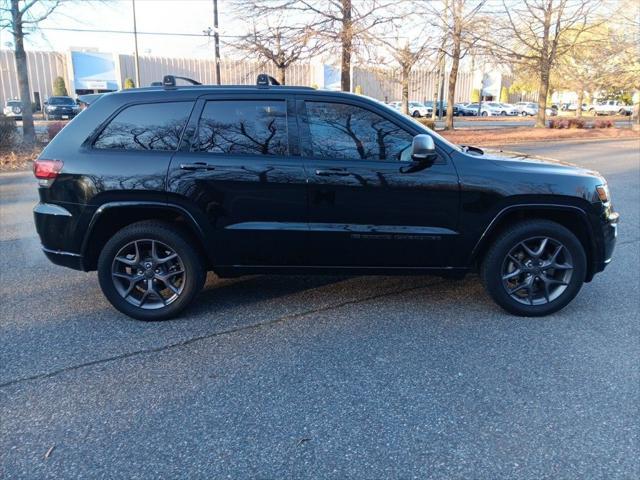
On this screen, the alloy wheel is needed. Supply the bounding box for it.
[501,236,574,306]
[111,239,185,309]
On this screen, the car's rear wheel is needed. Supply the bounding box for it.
[98,221,205,321]
[481,220,586,316]
[481,111,488,117]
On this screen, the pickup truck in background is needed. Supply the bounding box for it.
[588,100,632,116]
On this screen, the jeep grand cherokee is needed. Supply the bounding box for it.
[33,75,618,320]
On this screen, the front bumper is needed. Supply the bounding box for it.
[591,209,619,279]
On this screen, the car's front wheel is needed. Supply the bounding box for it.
[481,220,586,316]
[97,221,206,321]
[412,110,421,118]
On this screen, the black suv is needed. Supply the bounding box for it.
[33,75,618,320]
[44,96,80,120]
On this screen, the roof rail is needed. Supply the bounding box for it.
[256,74,280,87]
[162,75,202,88]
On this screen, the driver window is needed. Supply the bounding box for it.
[305,101,414,162]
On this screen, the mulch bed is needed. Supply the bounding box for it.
[439,126,639,146]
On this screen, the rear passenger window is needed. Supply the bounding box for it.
[94,102,193,151]
[193,100,288,155]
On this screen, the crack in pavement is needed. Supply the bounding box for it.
[0,279,442,390]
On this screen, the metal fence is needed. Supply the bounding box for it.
[1,49,480,107]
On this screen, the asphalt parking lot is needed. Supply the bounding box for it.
[1,138,638,479]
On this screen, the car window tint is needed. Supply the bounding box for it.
[193,100,288,155]
[305,101,414,162]
[94,102,193,151]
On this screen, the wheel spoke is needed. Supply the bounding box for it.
[502,269,522,281]
[508,254,523,267]
[509,282,528,295]
[519,242,536,258]
[156,253,178,264]
[533,237,548,258]
[123,275,144,297]
[539,277,551,303]
[548,262,573,271]
[114,256,137,266]
[151,240,159,262]
[139,280,153,306]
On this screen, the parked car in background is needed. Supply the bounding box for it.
[497,103,519,116]
[44,96,81,120]
[589,100,632,116]
[515,102,538,116]
[32,74,618,320]
[561,103,588,112]
[77,93,105,110]
[458,103,479,116]
[387,101,432,117]
[504,102,557,118]
[423,101,459,116]
[3,99,23,120]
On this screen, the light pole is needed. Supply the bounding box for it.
[213,0,221,85]
[132,0,141,88]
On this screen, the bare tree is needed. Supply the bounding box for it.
[1,0,65,144]
[424,0,487,129]
[235,22,315,85]
[378,15,433,115]
[249,0,395,92]
[554,24,619,118]
[487,0,605,128]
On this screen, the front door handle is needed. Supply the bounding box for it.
[180,162,215,171]
[315,168,350,177]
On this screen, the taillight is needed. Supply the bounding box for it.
[33,159,63,186]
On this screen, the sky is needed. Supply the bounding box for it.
[1,0,244,59]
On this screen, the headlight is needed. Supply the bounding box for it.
[596,184,610,203]
[46,105,55,111]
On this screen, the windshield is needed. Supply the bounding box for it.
[7,101,21,107]
[48,97,75,105]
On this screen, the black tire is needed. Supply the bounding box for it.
[412,110,421,118]
[97,221,206,321]
[481,220,586,317]
[481,111,488,117]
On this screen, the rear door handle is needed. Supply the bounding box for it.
[315,168,350,177]
[180,162,215,171]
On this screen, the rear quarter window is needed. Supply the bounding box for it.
[93,101,194,151]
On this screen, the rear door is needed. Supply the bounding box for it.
[299,97,460,268]
[167,94,308,266]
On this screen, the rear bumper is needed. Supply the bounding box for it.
[34,202,85,271]
[42,246,84,270]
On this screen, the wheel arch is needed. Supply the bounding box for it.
[470,204,597,281]
[81,201,212,271]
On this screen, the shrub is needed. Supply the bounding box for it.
[548,118,585,129]
[47,121,67,141]
[0,114,17,149]
[594,118,613,128]
[52,76,68,96]
[470,88,480,103]
[124,77,136,89]
[500,86,509,103]
[416,118,435,130]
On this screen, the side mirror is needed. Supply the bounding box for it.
[411,134,436,161]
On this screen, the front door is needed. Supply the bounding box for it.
[299,98,460,268]
[167,95,308,266]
